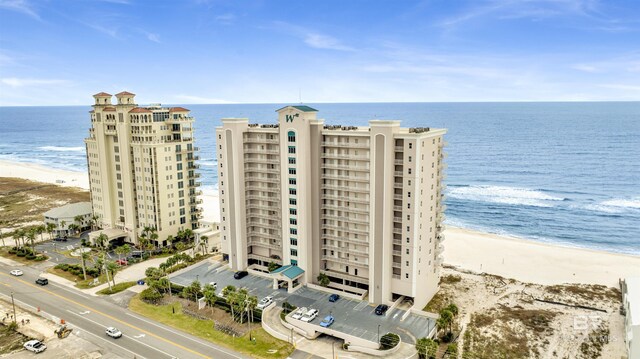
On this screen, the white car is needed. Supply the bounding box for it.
[10,269,23,276]
[257,296,274,310]
[291,307,307,320]
[208,282,217,290]
[105,327,122,338]
[23,340,46,353]
[300,309,319,322]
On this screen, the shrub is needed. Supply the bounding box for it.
[140,288,163,304]
[25,254,36,260]
[342,343,350,350]
[446,343,458,356]
[8,248,17,254]
[16,252,26,257]
[34,256,46,261]
[380,332,400,350]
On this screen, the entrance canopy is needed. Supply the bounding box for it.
[88,228,128,245]
[271,265,305,281]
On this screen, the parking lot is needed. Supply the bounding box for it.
[170,261,435,345]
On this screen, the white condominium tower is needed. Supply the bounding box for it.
[85,91,202,245]
[216,106,447,308]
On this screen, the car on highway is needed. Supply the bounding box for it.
[291,307,307,320]
[233,271,248,279]
[35,278,48,285]
[300,309,319,322]
[23,340,47,353]
[320,315,335,328]
[10,269,23,276]
[329,294,340,302]
[257,296,274,310]
[105,327,123,338]
[375,304,389,315]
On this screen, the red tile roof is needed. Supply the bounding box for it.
[129,107,152,113]
[116,91,135,96]
[169,107,190,112]
[93,92,112,97]
[102,107,116,111]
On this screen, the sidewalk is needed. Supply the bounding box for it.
[41,256,170,296]
[262,306,418,359]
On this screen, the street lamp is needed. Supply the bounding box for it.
[377,324,381,344]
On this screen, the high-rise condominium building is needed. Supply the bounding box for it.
[216,106,447,308]
[85,91,202,245]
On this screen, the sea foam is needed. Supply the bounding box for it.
[38,146,84,152]
[447,185,566,208]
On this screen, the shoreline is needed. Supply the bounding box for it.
[2,158,639,287]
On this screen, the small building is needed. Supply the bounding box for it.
[193,220,220,254]
[623,277,640,359]
[43,202,93,237]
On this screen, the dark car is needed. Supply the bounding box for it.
[53,237,67,242]
[35,278,48,286]
[375,304,389,315]
[234,271,248,280]
[329,294,340,302]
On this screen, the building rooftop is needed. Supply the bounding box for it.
[129,107,153,113]
[103,107,116,111]
[276,105,318,113]
[626,277,640,325]
[93,92,112,97]
[116,91,135,96]
[169,107,190,112]
[43,202,92,219]
[271,265,305,280]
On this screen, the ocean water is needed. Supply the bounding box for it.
[1,102,639,255]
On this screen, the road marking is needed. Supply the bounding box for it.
[65,309,173,358]
[123,312,242,359]
[134,334,146,339]
[71,319,148,359]
[80,310,91,315]
[0,273,213,359]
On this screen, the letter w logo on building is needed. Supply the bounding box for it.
[285,113,299,122]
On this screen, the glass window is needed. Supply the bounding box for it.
[289,157,296,164]
[288,131,296,142]
[288,146,296,154]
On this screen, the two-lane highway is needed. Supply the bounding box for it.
[0,261,249,359]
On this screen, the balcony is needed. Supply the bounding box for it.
[247,229,280,238]
[244,184,280,192]
[188,163,200,170]
[322,213,369,225]
[244,156,279,164]
[322,174,370,183]
[392,238,402,245]
[394,159,404,165]
[248,253,282,264]
[245,194,280,201]
[321,204,369,214]
[393,182,403,189]
[393,194,403,200]
[321,193,370,204]
[321,255,368,267]
[245,175,280,184]
[244,148,279,155]
[392,250,402,256]
[392,262,401,269]
[394,171,403,177]
[248,240,282,250]
[393,217,402,223]
[392,274,401,280]
[246,220,281,230]
[393,227,402,235]
[321,163,370,172]
[244,138,279,144]
[393,205,403,211]
[322,233,368,244]
[394,146,403,152]
[321,153,369,161]
[322,184,369,193]
[322,141,370,149]
[319,270,369,284]
[322,222,368,235]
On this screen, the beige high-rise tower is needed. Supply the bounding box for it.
[216,106,446,308]
[85,91,202,246]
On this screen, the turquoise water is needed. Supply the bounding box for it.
[1,102,638,254]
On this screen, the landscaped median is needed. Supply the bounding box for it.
[96,281,137,295]
[128,294,294,359]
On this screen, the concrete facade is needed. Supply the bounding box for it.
[216,106,446,308]
[85,92,202,246]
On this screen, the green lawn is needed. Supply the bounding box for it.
[129,295,294,359]
[96,281,137,295]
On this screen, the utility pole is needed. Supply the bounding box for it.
[11,292,17,324]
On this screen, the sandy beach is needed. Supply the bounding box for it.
[2,159,639,288]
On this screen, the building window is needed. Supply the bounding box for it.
[406,261,409,266]
[288,131,296,142]
[406,248,410,254]
[355,268,358,276]
[288,146,296,154]
[289,168,296,175]
[290,208,297,215]
[405,273,409,279]
[290,238,298,246]
[289,157,296,164]
[345,266,349,273]
[406,237,410,243]
[409,143,412,149]
[290,249,298,256]
[289,188,297,195]
[289,178,296,185]
[290,228,297,235]
[289,198,297,205]
[290,218,297,225]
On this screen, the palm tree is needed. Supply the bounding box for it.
[150,231,159,249]
[106,260,118,287]
[26,228,36,251]
[203,284,217,313]
[245,295,258,332]
[74,215,85,232]
[114,245,127,262]
[157,277,172,297]
[223,285,237,320]
[68,224,78,236]
[45,222,56,241]
[12,229,24,249]
[80,250,89,280]
[36,225,45,243]
[166,235,174,250]
[437,309,454,336]
[199,236,208,256]
[121,244,131,258]
[90,214,99,231]
[96,233,108,249]
[60,220,67,237]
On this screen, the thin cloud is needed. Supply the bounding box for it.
[146,32,161,43]
[0,0,40,20]
[215,13,236,25]
[272,21,355,52]
[572,64,598,72]
[1,77,69,87]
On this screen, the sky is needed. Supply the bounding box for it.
[0,0,639,106]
